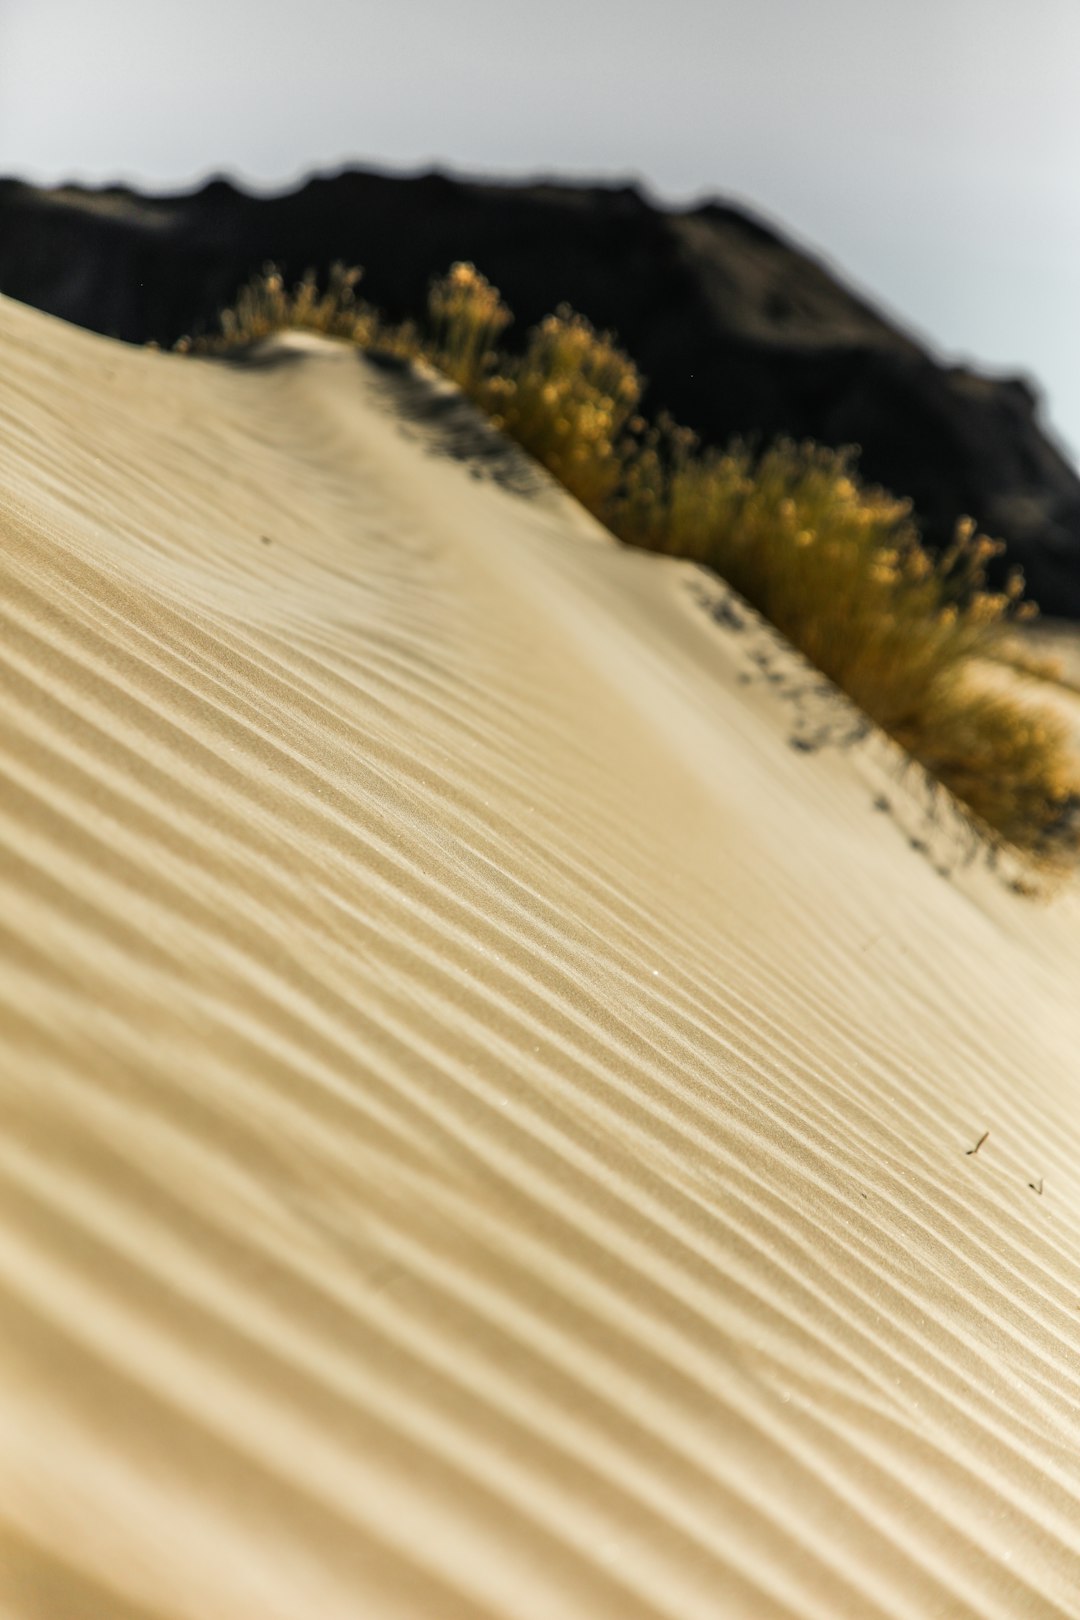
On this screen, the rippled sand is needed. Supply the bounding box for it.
[3,297,1080,1619]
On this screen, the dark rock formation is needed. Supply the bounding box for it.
[3,166,1079,614]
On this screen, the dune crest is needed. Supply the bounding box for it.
[2,297,1080,1618]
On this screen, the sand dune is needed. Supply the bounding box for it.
[3,294,1080,1618]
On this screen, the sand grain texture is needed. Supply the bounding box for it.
[3,298,1080,1618]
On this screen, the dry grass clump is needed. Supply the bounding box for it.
[180,263,374,352]
[909,676,1079,858]
[483,307,644,513]
[425,262,511,393]
[422,267,643,511]
[187,263,1080,869]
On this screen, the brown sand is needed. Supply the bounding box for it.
[3,296,1080,1618]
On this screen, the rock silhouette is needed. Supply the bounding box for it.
[3,166,1078,614]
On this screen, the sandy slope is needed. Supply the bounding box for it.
[3,296,1080,1620]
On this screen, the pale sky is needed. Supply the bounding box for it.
[3,0,1079,457]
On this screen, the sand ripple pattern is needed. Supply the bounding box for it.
[3,302,1080,1619]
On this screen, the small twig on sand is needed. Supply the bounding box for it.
[965,1131,990,1157]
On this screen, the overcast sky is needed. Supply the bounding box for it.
[3,0,1079,457]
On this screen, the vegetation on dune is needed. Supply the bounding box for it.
[176,263,375,351]
[185,263,1080,871]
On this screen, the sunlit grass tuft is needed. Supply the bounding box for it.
[426,263,511,393]
[179,262,375,352]
[186,262,1080,871]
